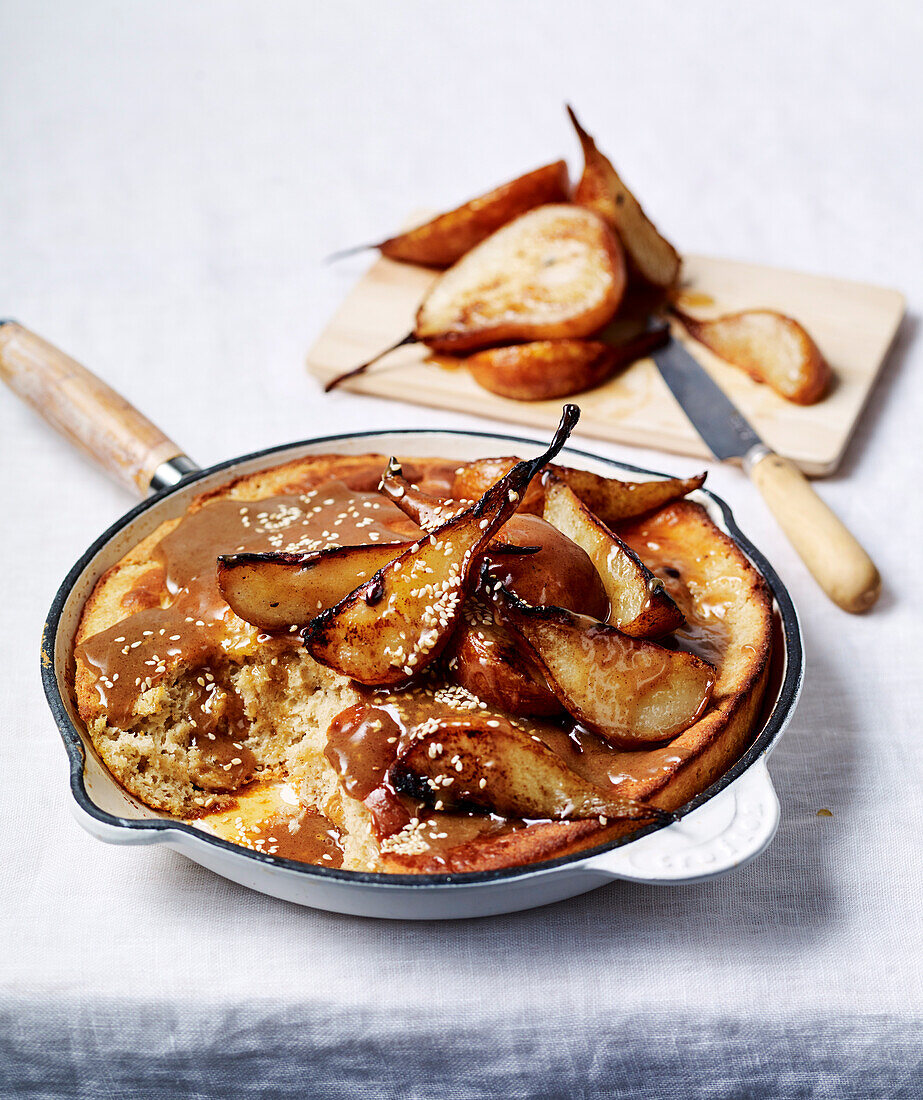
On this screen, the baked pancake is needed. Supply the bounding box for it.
[73,448,773,875]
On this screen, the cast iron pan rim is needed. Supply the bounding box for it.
[42,427,803,890]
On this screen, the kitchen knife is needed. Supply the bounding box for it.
[652,335,880,612]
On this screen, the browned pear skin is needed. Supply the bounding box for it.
[378,160,570,267]
[446,609,563,718]
[217,544,410,630]
[482,566,715,748]
[467,340,616,402]
[302,406,580,686]
[451,458,545,515]
[379,462,608,617]
[415,204,626,353]
[672,308,832,405]
[463,327,669,402]
[567,106,680,290]
[551,467,706,527]
[389,717,671,822]
[486,513,609,617]
[542,478,684,638]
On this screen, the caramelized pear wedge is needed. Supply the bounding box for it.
[380,462,609,617]
[567,106,680,290]
[389,716,671,823]
[481,565,715,747]
[551,467,705,526]
[463,327,669,402]
[330,160,570,268]
[447,602,562,718]
[542,478,683,637]
[302,406,580,685]
[218,529,537,631]
[415,204,626,353]
[451,460,705,525]
[671,307,831,405]
[217,544,411,630]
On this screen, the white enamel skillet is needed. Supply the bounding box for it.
[1,321,803,920]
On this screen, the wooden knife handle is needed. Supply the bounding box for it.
[0,321,188,496]
[748,450,881,612]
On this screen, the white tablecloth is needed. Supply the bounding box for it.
[1,2,921,1097]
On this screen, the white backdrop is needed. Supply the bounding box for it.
[1,2,921,1097]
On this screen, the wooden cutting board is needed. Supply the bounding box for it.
[307,247,905,475]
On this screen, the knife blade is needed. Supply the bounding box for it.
[651,336,766,463]
[650,333,880,612]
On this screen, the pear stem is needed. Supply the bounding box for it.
[323,332,418,393]
[324,241,380,263]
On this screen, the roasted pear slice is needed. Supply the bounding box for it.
[567,106,680,290]
[482,565,715,747]
[302,406,580,685]
[672,307,831,405]
[447,602,562,718]
[329,161,570,267]
[463,328,669,402]
[415,204,626,353]
[542,478,683,637]
[451,460,704,525]
[551,467,705,526]
[389,716,670,822]
[217,543,411,630]
[380,462,608,617]
[323,202,625,389]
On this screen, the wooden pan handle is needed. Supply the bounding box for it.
[0,321,192,496]
[748,450,881,612]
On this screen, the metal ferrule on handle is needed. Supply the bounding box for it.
[149,455,200,494]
